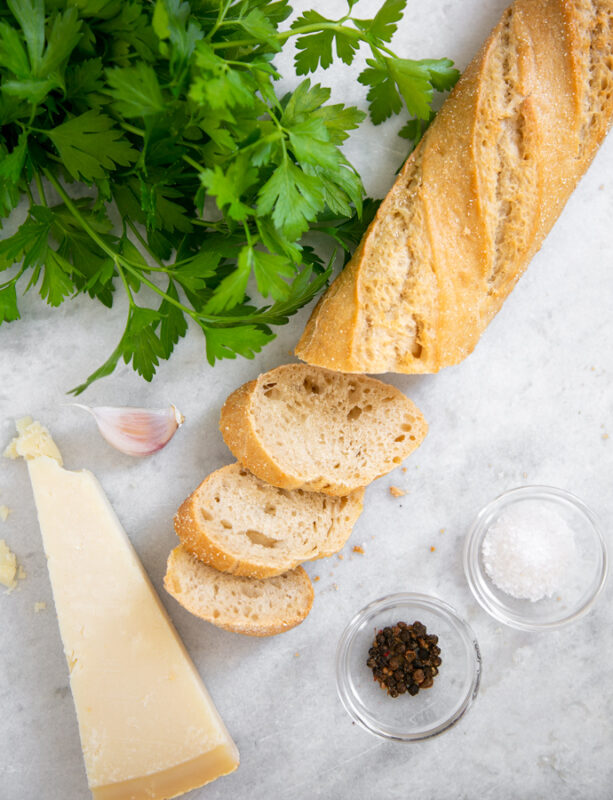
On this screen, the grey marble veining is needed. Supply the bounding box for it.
[1,1,612,798]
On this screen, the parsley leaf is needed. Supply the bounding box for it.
[106,63,165,118]
[122,307,165,381]
[47,110,137,182]
[0,0,458,392]
[0,284,20,323]
[204,324,275,366]
[356,0,407,44]
[258,159,324,240]
[293,10,360,74]
[158,279,188,359]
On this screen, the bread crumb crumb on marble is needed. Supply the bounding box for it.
[352,545,365,554]
[389,486,405,498]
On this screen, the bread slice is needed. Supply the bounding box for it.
[164,546,313,637]
[295,0,613,374]
[219,364,427,495]
[175,463,364,578]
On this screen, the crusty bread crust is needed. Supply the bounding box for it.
[219,378,300,491]
[164,546,314,637]
[295,0,613,373]
[174,464,365,578]
[219,364,427,496]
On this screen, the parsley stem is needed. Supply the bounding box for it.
[34,172,47,207]
[182,154,204,172]
[210,21,362,50]
[207,0,234,40]
[120,121,146,137]
[126,220,169,272]
[41,169,159,272]
[114,260,135,308]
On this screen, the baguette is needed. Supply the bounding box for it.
[295,0,613,374]
[174,463,364,578]
[219,364,427,496]
[164,546,313,637]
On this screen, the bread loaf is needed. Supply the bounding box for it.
[219,364,427,495]
[295,0,613,373]
[174,463,364,578]
[164,546,313,636]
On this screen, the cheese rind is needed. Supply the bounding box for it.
[20,424,238,799]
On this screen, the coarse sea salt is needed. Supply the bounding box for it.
[481,504,577,602]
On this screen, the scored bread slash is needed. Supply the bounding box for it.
[164,546,313,637]
[295,0,613,375]
[220,364,427,496]
[174,463,364,579]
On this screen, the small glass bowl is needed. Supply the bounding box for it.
[464,485,608,631]
[335,593,481,741]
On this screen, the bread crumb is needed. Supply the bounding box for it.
[34,602,47,613]
[430,546,436,552]
[313,576,320,582]
[401,467,407,473]
[389,486,405,498]
[332,583,338,591]
[439,528,445,534]
[294,651,300,658]
[337,554,344,560]
[352,545,365,555]
[602,433,609,440]
[0,505,10,522]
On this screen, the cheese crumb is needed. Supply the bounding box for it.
[0,540,18,589]
[34,602,47,613]
[389,486,405,498]
[0,505,10,522]
[4,417,63,464]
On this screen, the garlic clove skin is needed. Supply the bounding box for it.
[73,404,184,457]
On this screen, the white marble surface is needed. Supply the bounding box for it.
[2,1,613,798]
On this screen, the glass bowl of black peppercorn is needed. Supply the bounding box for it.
[336,593,481,741]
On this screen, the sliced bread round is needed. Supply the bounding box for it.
[219,364,427,495]
[175,463,364,578]
[164,546,313,636]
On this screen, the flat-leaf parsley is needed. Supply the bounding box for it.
[0,0,458,393]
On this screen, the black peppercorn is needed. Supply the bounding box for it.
[367,620,442,699]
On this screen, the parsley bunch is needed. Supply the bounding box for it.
[0,0,458,393]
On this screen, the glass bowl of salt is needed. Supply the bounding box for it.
[463,485,607,630]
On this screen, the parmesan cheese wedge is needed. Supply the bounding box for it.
[11,419,239,799]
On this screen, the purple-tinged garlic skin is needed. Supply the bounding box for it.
[73,405,184,457]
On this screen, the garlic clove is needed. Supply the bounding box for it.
[73,404,184,457]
